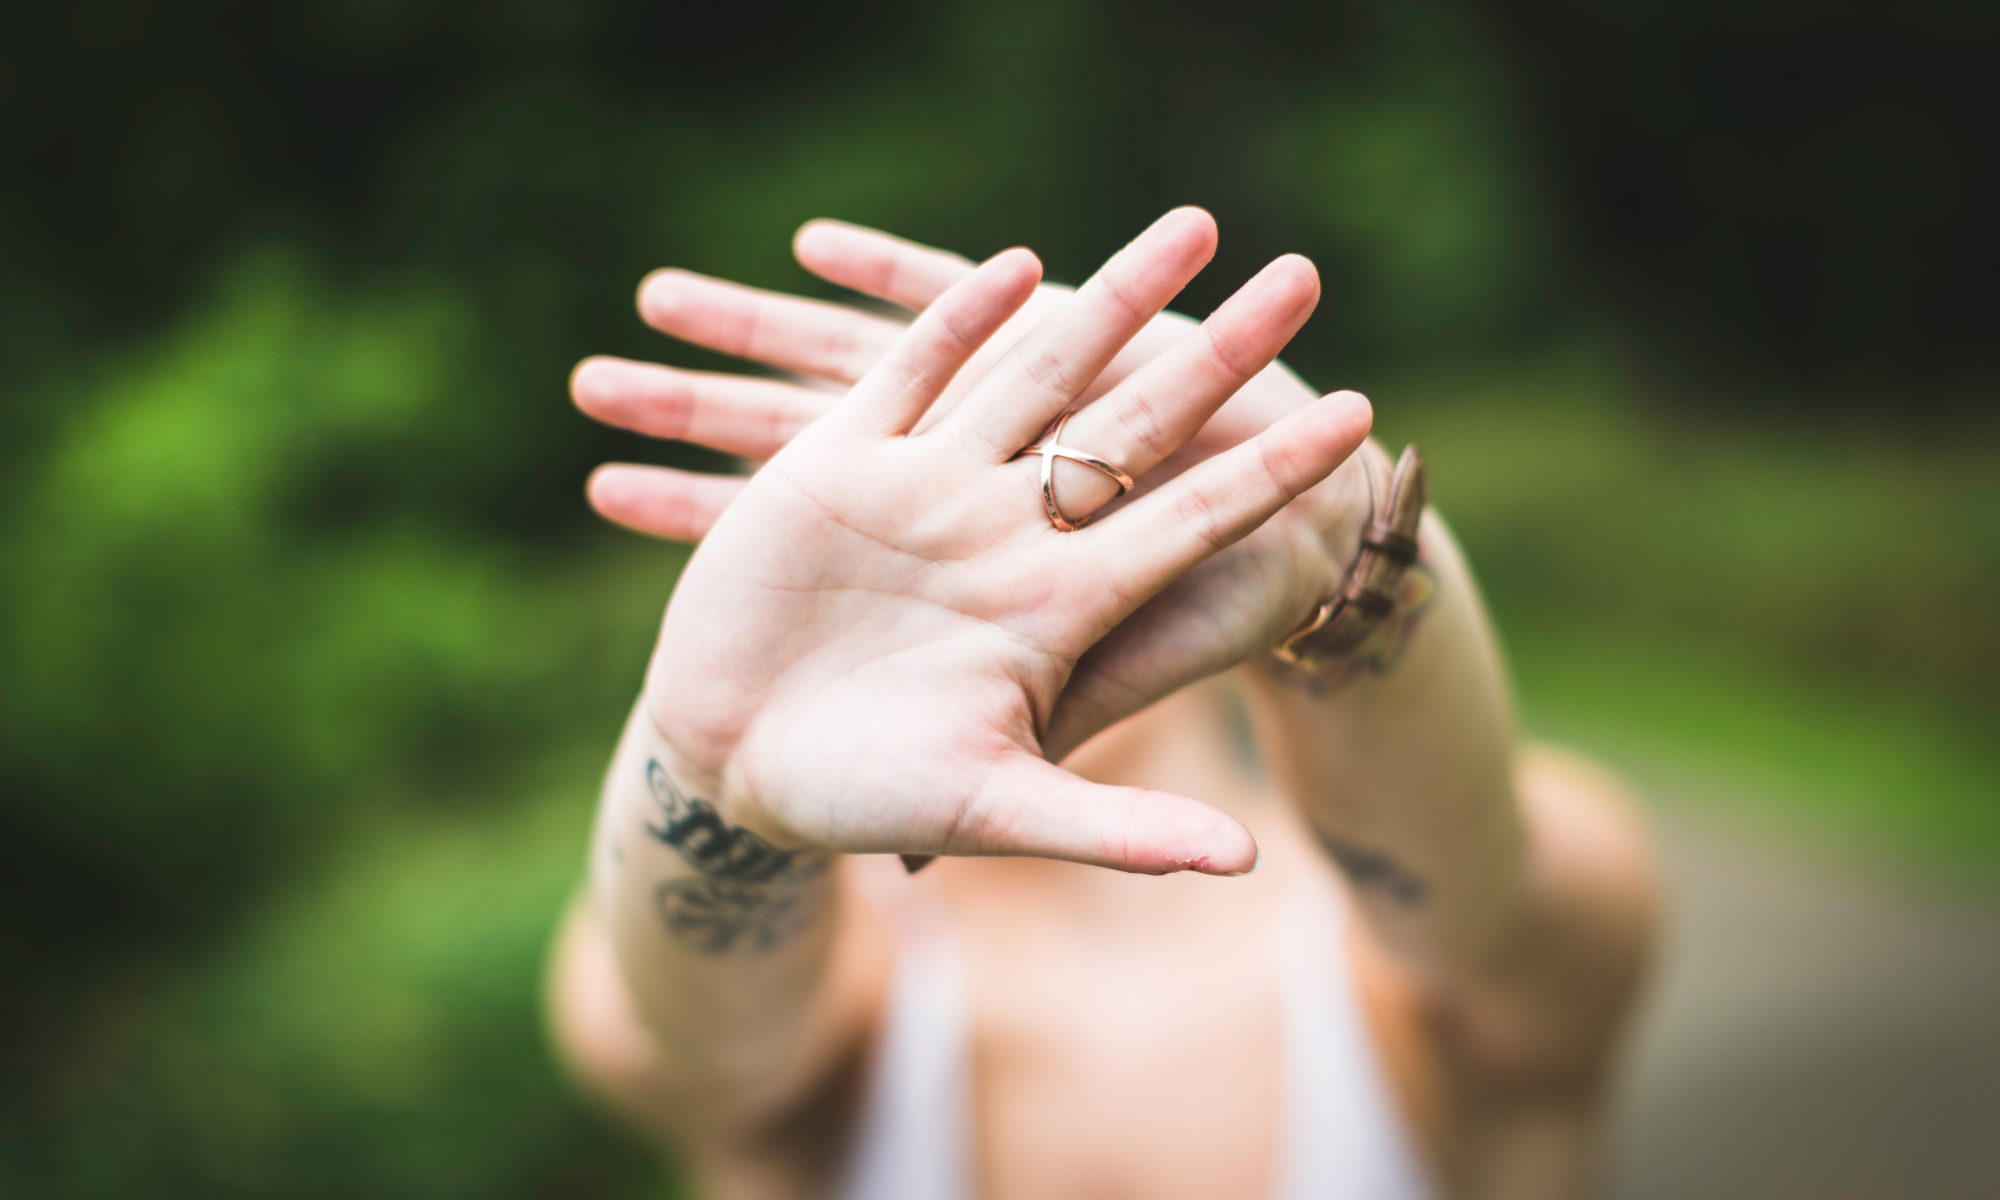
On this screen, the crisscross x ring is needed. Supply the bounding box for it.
[1015,409,1136,532]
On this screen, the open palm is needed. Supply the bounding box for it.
[591,215,1371,871]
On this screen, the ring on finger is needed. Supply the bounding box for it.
[1015,409,1135,532]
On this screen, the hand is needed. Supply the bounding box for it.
[576,215,1374,763]
[621,210,1371,874]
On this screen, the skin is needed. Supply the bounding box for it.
[550,211,1658,1199]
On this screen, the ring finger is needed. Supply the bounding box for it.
[942,207,1219,457]
[1007,252,1322,531]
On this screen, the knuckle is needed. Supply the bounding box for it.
[1095,269,1149,326]
[1112,390,1174,460]
[879,255,917,304]
[1255,432,1309,498]
[1021,347,1079,399]
[1175,487,1232,552]
[726,298,762,355]
[947,420,1010,464]
[656,374,698,438]
[1117,790,1141,871]
[754,397,794,450]
[929,297,981,355]
[886,354,933,408]
[819,321,859,375]
[1200,323,1259,383]
[865,252,900,296]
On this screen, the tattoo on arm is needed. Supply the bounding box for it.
[1284,563,1438,696]
[655,878,824,954]
[641,759,831,955]
[1316,831,1428,907]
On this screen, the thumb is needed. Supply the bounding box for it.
[1042,575,1268,764]
[940,752,1258,876]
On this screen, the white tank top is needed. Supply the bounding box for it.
[834,871,1436,1200]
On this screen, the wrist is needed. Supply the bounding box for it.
[639,693,731,800]
[1270,440,1426,674]
[641,658,734,778]
[595,700,836,962]
[619,707,833,883]
[636,682,799,851]
[1278,439,1388,637]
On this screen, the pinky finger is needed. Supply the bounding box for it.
[571,356,827,461]
[793,219,976,311]
[587,464,745,542]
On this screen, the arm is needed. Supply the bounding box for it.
[550,703,875,1138]
[1243,484,1656,1022]
[1245,490,1528,971]
[566,217,1655,1138]
[551,211,1372,1139]
[1241,481,1657,1194]
[781,223,1657,1062]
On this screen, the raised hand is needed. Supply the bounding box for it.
[574,221,1322,540]
[626,211,1370,874]
[577,214,1373,764]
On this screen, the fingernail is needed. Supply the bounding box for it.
[1220,849,1261,878]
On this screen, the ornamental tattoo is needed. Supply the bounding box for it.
[1350,562,1436,675]
[1284,562,1439,696]
[1316,831,1428,907]
[656,878,824,955]
[642,758,829,954]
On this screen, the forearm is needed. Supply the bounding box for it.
[1243,488,1527,978]
[580,697,854,1116]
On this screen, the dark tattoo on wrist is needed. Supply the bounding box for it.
[644,760,827,885]
[1316,832,1428,907]
[642,758,829,954]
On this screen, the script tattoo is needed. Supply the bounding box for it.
[1317,832,1428,907]
[642,759,829,954]
[643,760,827,884]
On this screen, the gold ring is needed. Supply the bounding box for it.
[1016,409,1135,531]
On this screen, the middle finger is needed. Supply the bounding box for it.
[938,207,1218,458]
[1010,253,1322,528]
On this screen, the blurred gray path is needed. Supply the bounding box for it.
[1615,804,2000,1199]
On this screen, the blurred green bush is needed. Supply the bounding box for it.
[1,254,677,1196]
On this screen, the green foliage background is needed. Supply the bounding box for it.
[2,1,1994,1195]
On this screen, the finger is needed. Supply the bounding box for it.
[586,464,746,542]
[1081,391,1373,602]
[1042,551,1280,763]
[1019,253,1321,527]
[944,206,1219,458]
[636,269,906,383]
[835,247,1043,437]
[571,356,827,460]
[942,752,1257,875]
[793,219,976,310]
